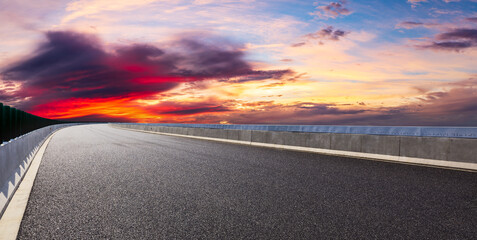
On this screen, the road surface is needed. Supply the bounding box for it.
[17,124,477,239]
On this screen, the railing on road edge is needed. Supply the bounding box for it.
[114,123,477,139]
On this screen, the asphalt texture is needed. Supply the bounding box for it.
[17,124,477,239]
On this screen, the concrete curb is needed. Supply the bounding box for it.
[111,125,477,172]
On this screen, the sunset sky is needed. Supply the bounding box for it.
[1,0,476,125]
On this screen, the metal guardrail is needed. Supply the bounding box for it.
[0,123,79,217]
[0,103,64,144]
[118,123,477,139]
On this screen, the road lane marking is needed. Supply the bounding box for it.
[111,125,477,172]
[0,132,57,240]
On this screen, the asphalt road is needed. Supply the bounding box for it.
[17,124,477,239]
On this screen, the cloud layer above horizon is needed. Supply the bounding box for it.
[1,0,477,126]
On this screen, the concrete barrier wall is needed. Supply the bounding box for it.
[111,123,477,167]
[113,123,477,138]
[0,124,77,216]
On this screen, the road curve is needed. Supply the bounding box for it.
[18,124,477,239]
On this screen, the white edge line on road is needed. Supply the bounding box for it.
[112,125,477,172]
[0,131,58,240]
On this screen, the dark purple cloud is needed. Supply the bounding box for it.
[418,28,477,51]
[1,30,292,110]
[305,26,349,41]
[437,28,477,40]
[292,26,349,47]
[144,100,230,116]
[425,41,473,50]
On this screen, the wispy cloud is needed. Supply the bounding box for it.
[430,8,462,16]
[407,0,427,8]
[62,0,158,23]
[395,21,439,29]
